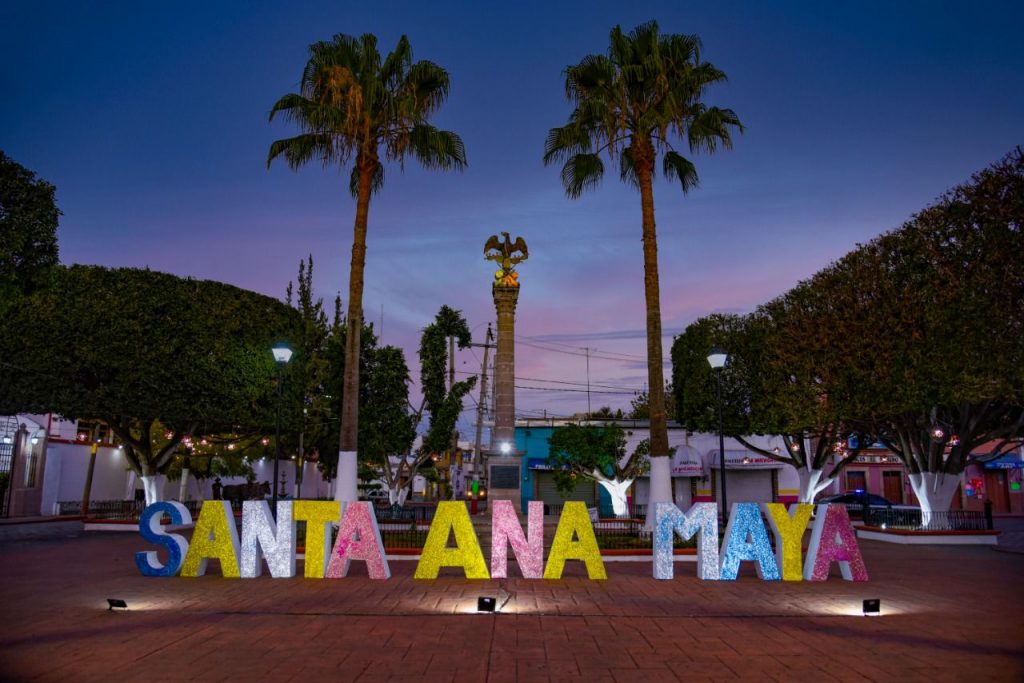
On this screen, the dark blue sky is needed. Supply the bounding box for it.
[3,1,1022,428]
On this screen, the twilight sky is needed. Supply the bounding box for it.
[3,1,1022,436]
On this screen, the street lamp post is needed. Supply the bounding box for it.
[707,347,729,521]
[271,344,293,520]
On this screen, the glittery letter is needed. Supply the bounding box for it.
[543,501,606,580]
[240,501,296,578]
[719,503,780,581]
[763,503,812,581]
[326,501,390,580]
[654,502,719,580]
[414,502,489,579]
[490,500,544,579]
[181,500,240,577]
[294,500,341,579]
[804,504,869,581]
[136,501,192,577]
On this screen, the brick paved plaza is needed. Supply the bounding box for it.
[0,522,1021,682]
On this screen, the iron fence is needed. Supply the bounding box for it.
[863,508,989,531]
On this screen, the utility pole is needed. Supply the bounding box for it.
[471,325,494,511]
[584,347,591,417]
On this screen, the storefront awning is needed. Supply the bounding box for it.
[706,449,785,470]
[670,445,703,477]
[978,451,1024,470]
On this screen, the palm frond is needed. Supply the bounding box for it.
[663,151,699,193]
[688,106,743,154]
[560,153,604,199]
[407,124,467,170]
[619,146,640,189]
[267,133,339,170]
[543,124,592,165]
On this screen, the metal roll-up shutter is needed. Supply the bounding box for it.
[724,470,774,504]
[535,471,596,512]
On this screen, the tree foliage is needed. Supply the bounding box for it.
[0,265,301,477]
[543,19,742,522]
[419,305,476,455]
[268,33,467,485]
[547,423,648,494]
[0,151,60,303]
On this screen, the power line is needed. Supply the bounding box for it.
[452,369,640,392]
[519,335,647,359]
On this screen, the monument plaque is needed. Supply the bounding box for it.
[489,465,521,490]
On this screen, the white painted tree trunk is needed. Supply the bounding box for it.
[796,467,834,503]
[908,472,960,528]
[124,470,137,500]
[645,456,673,531]
[594,476,634,518]
[140,475,164,506]
[335,450,359,504]
[178,468,190,502]
[388,485,410,506]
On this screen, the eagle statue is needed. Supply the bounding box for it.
[484,232,528,287]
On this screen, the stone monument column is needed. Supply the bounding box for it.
[483,232,528,509]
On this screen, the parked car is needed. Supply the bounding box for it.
[816,490,918,518]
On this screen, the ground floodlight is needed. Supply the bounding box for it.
[477,597,497,612]
[863,598,880,616]
[107,598,128,611]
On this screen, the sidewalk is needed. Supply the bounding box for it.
[0,529,1021,681]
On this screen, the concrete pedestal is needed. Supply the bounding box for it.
[487,456,522,511]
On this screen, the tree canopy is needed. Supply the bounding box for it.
[543,21,742,523]
[0,151,60,302]
[0,265,301,481]
[268,33,467,505]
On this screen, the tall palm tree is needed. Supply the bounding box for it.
[268,33,466,503]
[544,21,741,520]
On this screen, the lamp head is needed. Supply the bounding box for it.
[707,346,728,370]
[271,344,293,364]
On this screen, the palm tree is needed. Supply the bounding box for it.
[543,21,741,521]
[268,33,466,503]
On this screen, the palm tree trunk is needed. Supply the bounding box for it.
[336,160,374,504]
[636,154,673,526]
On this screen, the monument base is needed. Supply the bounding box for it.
[487,457,522,512]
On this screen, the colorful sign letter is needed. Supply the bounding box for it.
[544,501,606,580]
[240,501,296,578]
[804,504,869,581]
[136,501,192,577]
[490,500,544,579]
[294,500,341,579]
[720,503,780,581]
[326,501,390,579]
[653,502,719,580]
[414,501,489,579]
[181,500,241,577]
[763,502,812,581]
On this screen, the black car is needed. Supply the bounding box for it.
[817,491,895,508]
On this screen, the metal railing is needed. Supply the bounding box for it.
[863,508,990,531]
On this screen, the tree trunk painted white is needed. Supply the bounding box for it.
[645,456,673,531]
[124,470,137,501]
[593,475,634,518]
[388,484,410,506]
[178,468,190,502]
[334,451,359,504]
[908,472,960,528]
[796,467,834,503]
[140,475,164,506]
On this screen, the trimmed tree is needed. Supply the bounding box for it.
[672,313,863,503]
[268,33,467,506]
[544,21,742,525]
[0,266,300,504]
[548,423,649,517]
[0,151,60,303]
